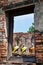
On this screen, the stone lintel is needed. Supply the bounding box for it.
[2,0,38,11]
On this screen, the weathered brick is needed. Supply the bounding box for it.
[33,63,36,65]
[0,13,8,61]
[36,57,43,63]
[36,53,43,57]
[0,0,43,63]
[40,0,43,2]
[36,45,43,50]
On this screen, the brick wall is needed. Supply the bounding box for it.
[0,0,43,63]
[34,2,43,63]
[0,63,36,65]
[0,0,36,7]
[0,13,8,61]
[35,32,43,63]
[0,0,24,6]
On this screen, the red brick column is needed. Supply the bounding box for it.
[35,32,43,63]
[0,13,8,61]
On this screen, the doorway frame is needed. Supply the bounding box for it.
[5,3,36,63]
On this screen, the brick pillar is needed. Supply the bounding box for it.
[34,2,43,63]
[0,8,8,61]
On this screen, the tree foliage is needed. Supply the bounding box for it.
[27,23,34,33]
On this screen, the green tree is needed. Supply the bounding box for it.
[27,23,34,33]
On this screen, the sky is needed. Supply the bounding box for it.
[13,13,34,33]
